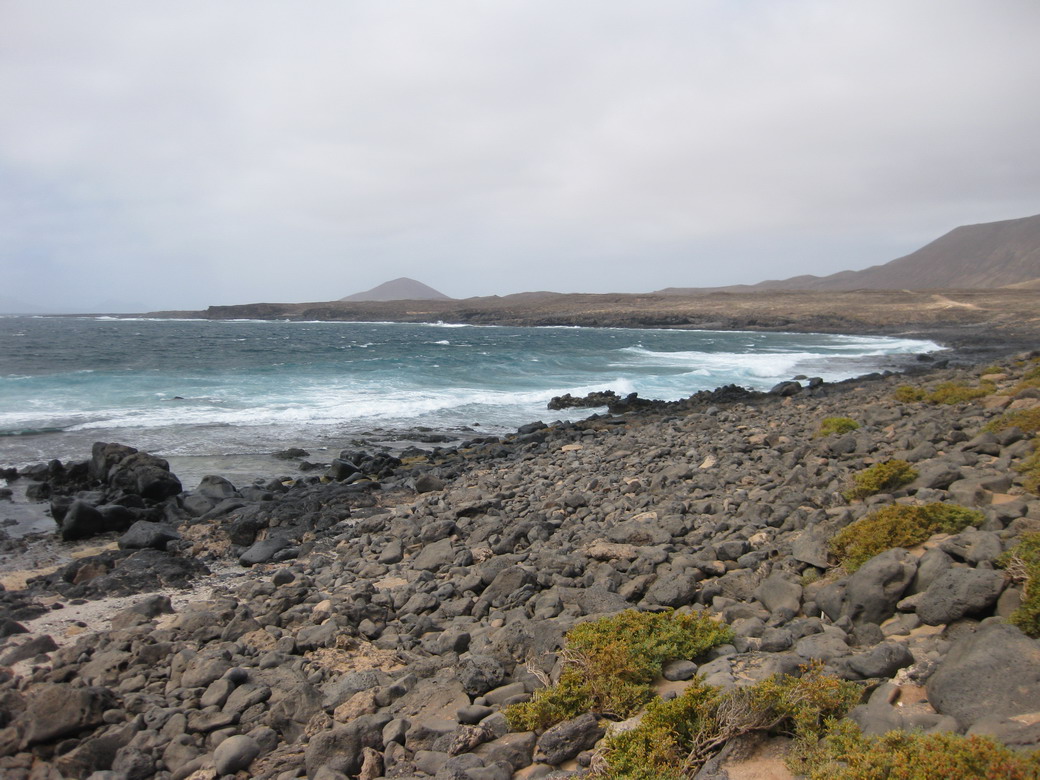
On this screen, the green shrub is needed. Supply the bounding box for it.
[597,663,1038,779]
[505,610,733,731]
[1012,377,1040,394]
[894,385,927,403]
[999,532,1040,638]
[1018,439,1040,495]
[843,460,918,501]
[894,381,994,405]
[926,380,994,405]
[816,417,860,437]
[600,678,722,780]
[800,568,822,587]
[600,664,861,779]
[748,665,863,743]
[830,503,983,572]
[986,407,1040,436]
[801,719,1040,779]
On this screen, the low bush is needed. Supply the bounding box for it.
[505,610,733,731]
[1022,359,1040,380]
[999,531,1040,638]
[816,417,860,437]
[1018,439,1040,495]
[894,381,993,405]
[894,385,926,403]
[801,719,1040,779]
[926,380,994,405]
[830,502,983,572]
[1012,377,1040,394]
[843,460,918,501]
[599,664,861,779]
[986,407,1040,436]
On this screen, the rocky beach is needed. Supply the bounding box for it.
[2,343,1040,778]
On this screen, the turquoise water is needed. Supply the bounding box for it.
[0,317,939,483]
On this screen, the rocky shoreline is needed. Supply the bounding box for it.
[2,352,1040,778]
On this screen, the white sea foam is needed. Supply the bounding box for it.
[0,320,942,468]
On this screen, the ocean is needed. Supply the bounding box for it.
[0,317,940,489]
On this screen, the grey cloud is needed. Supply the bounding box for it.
[0,0,1038,311]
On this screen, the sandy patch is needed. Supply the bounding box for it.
[0,540,120,590]
[3,559,251,682]
[18,588,197,647]
[306,642,404,675]
[374,575,409,590]
[928,294,980,310]
[723,742,795,780]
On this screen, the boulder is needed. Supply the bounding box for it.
[195,474,238,500]
[909,462,962,490]
[413,538,456,572]
[89,442,138,481]
[97,503,137,531]
[643,570,701,608]
[791,527,832,569]
[239,536,292,566]
[213,734,261,774]
[304,714,390,777]
[768,381,802,396]
[118,520,180,550]
[414,474,446,493]
[845,641,915,679]
[328,458,362,481]
[18,684,117,749]
[842,548,917,626]
[59,500,109,541]
[0,634,58,666]
[481,566,536,609]
[458,655,506,696]
[107,451,182,500]
[915,568,1007,625]
[535,713,604,764]
[926,622,1040,729]
[754,575,802,614]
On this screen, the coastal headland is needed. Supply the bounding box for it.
[2,311,1040,776]
[155,287,1040,356]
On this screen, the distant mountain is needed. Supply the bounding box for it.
[0,296,46,314]
[660,213,1040,294]
[340,277,453,302]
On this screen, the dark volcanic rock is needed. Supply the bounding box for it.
[535,713,604,764]
[0,634,58,666]
[458,655,507,696]
[14,684,117,750]
[547,390,622,411]
[304,714,390,776]
[59,500,109,541]
[108,452,182,500]
[214,733,261,774]
[842,548,917,626]
[239,536,293,566]
[915,568,1007,625]
[926,622,1040,729]
[36,548,209,599]
[118,520,181,550]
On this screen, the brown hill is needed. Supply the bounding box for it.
[661,213,1040,293]
[340,277,453,302]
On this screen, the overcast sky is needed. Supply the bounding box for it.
[1,1,1038,312]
